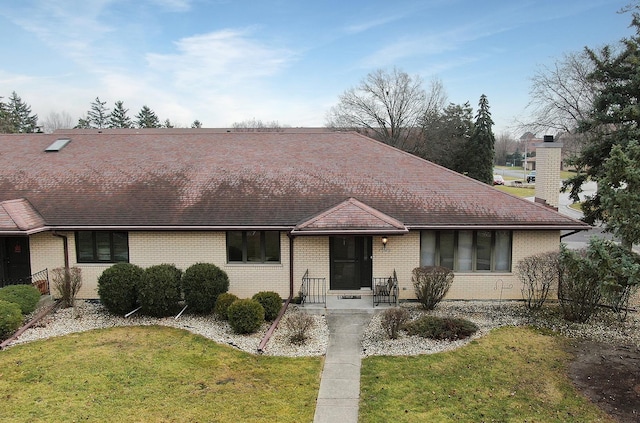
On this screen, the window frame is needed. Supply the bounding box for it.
[226,230,281,264]
[75,231,129,263]
[420,230,512,272]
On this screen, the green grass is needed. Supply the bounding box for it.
[0,326,322,423]
[359,327,613,423]
[494,185,535,197]
[569,202,583,211]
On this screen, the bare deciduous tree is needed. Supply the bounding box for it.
[524,51,598,135]
[42,111,74,133]
[326,67,427,149]
[494,132,515,166]
[232,118,287,132]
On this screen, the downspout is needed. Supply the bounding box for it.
[52,232,70,269]
[258,232,295,353]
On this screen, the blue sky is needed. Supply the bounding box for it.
[0,0,633,136]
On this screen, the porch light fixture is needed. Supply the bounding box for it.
[381,236,388,250]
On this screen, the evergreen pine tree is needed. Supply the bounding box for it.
[136,105,160,128]
[87,97,110,129]
[566,7,640,249]
[7,91,38,133]
[109,100,133,128]
[75,115,91,129]
[418,102,473,172]
[0,97,11,133]
[464,94,495,184]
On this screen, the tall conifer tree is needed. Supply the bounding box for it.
[464,95,495,184]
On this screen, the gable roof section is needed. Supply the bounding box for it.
[0,199,46,234]
[292,198,409,235]
[0,129,589,232]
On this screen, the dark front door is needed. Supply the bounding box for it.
[1,237,31,282]
[330,236,372,290]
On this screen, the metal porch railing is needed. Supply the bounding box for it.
[300,269,326,307]
[0,268,49,294]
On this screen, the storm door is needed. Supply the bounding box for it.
[1,237,31,282]
[329,236,372,290]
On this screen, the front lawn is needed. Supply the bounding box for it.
[0,326,322,422]
[494,185,535,197]
[360,326,613,422]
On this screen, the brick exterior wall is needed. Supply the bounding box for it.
[535,142,563,209]
[28,229,561,301]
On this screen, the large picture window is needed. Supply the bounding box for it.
[420,230,511,272]
[76,231,129,263]
[227,231,280,263]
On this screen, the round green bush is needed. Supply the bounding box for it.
[97,263,145,315]
[227,299,265,334]
[214,292,239,320]
[138,264,183,317]
[182,263,230,314]
[251,291,282,321]
[404,315,478,341]
[0,300,23,339]
[0,284,41,314]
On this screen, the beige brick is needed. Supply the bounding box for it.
[27,229,562,302]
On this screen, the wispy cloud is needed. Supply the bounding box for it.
[358,21,515,69]
[344,15,404,34]
[0,0,117,71]
[146,28,296,89]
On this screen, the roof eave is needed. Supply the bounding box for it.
[290,228,410,236]
[407,224,591,231]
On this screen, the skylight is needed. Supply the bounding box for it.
[45,138,71,152]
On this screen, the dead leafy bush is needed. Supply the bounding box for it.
[412,266,454,310]
[517,251,560,310]
[284,312,315,345]
[52,267,83,308]
[380,307,410,339]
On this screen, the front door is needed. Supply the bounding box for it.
[330,236,372,290]
[1,237,31,282]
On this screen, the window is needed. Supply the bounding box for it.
[227,231,280,263]
[420,230,512,272]
[76,231,129,263]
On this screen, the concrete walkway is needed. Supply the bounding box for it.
[313,310,373,423]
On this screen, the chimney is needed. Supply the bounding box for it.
[534,135,563,210]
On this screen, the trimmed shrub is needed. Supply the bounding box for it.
[214,293,239,320]
[138,264,183,317]
[182,263,230,314]
[0,284,41,314]
[404,315,478,341]
[51,267,83,308]
[227,299,264,334]
[252,291,282,321]
[0,300,22,339]
[380,307,410,340]
[97,263,144,315]
[517,251,560,310]
[558,246,602,323]
[412,266,454,310]
[284,312,315,345]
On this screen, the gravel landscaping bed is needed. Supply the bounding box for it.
[5,299,640,357]
[364,300,640,356]
[7,300,329,357]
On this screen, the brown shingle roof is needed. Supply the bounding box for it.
[0,199,46,233]
[293,198,409,234]
[0,129,588,233]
